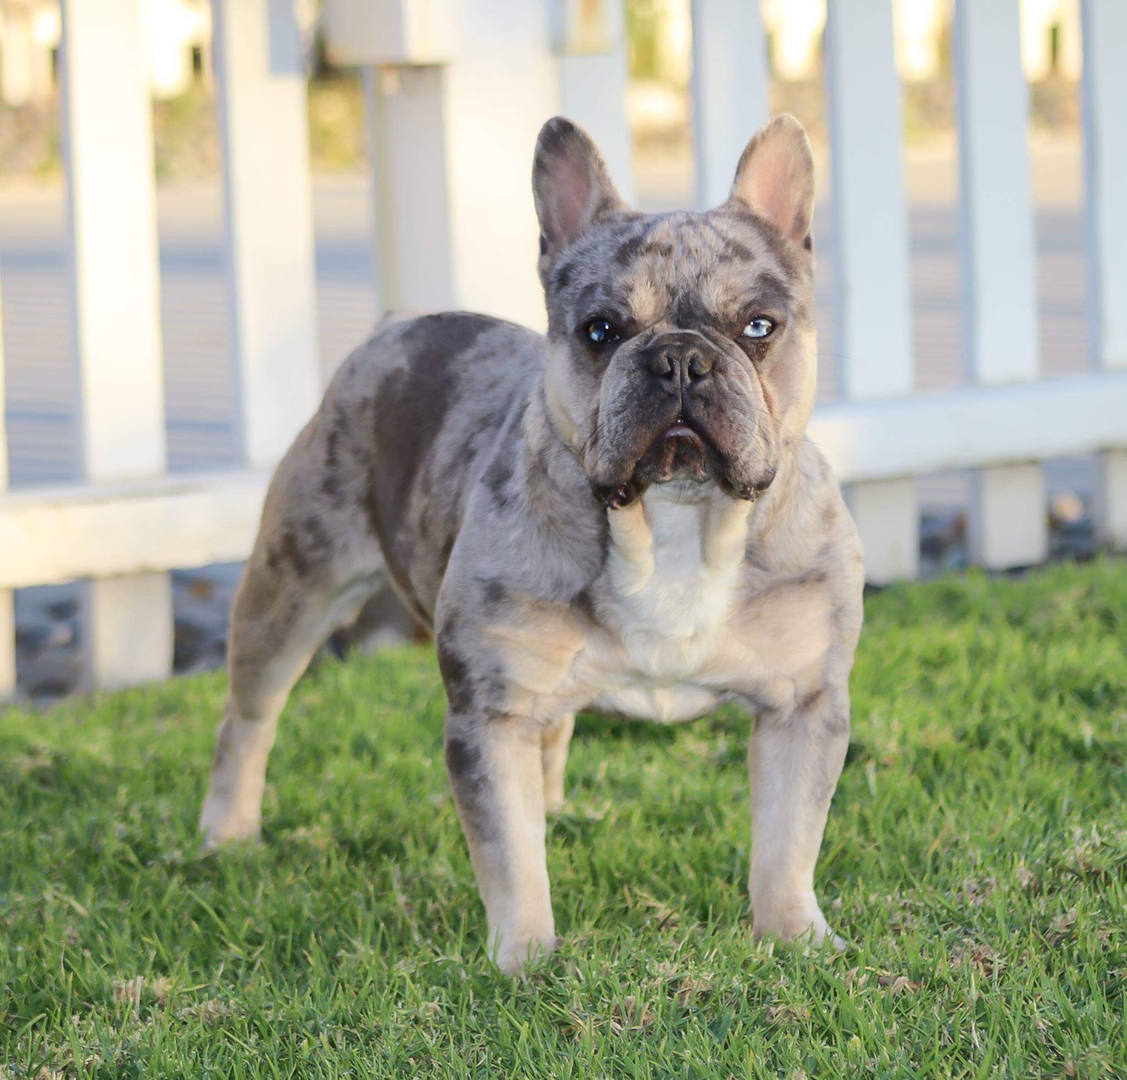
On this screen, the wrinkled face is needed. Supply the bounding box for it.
[532,115,818,507]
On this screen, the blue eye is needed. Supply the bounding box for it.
[741,317,774,340]
[586,319,620,345]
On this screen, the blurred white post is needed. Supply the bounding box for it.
[443,0,569,327]
[329,0,459,313]
[556,0,635,202]
[0,585,11,699]
[329,0,559,329]
[0,275,13,699]
[955,0,1047,568]
[212,0,321,469]
[847,478,918,585]
[363,65,457,313]
[0,5,33,105]
[0,5,53,105]
[1097,454,1127,549]
[60,0,173,689]
[1081,0,1127,549]
[824,0,917,583]
[359,69,387,314]
[690,0,768,209]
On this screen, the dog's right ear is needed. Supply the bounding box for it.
[533,117,625,259]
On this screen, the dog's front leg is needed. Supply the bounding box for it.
[445,712,556,973]
[747,684,849,948]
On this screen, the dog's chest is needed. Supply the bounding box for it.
[577,491,749,722]
[608,499,736,655]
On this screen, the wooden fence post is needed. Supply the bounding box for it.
[824,0,918,583]
[955,0,1047,568]
[1081,0,1127,550]
[212,0,322,470]
[60,0,173,689]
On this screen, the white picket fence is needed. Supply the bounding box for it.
[1,0,1125,699]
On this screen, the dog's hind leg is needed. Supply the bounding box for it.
[199,426,386,847]
[541,712,575,815]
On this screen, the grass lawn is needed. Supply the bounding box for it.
[1,560,1125,1077]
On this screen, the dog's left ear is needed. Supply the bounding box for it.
[533,116,626,258]
[727,114,815,251]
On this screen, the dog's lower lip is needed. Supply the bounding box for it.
[664,421,695,438]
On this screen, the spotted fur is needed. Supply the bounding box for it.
[199,115,864,975]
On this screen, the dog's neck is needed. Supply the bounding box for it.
[520,374,802,569]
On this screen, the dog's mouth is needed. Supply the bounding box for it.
[598,415,718,509]
[663,416,700,442]
[595,412,776,510]
[651,416,710,476]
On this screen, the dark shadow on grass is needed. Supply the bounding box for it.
[573,704,752,744]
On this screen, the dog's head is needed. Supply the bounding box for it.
[533,115,817,507]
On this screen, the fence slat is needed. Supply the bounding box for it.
[558,0,635,203]
[1081,0,1127,371]
[440,0,568,328]
[824,0,917,582]
[848,480,918,586]
[0,4,51,106]
[0,272,13,698]
[364,65,457,313]
[361,0,564,329]
[60,0,172,689]
[62,0,165,482]
[1096,452,1127,549]
[690,0,769,209]
[954,0,1039,385]
[954,0,1047,569]
[1081,0,1127,548]
[0,273,8,492]
[970,464,1047,569]
[824,0,913,401]
[0,588,12,701]
[212,0,322,469]
[86,573,174,692]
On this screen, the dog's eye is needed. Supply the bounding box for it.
[585,319,620,346]
[741,317,774,340]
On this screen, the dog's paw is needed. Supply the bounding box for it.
[751,892,844,951]
[492,931,559,975]
[199,824,262,852]
[198,802,262,850]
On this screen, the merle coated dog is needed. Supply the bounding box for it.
[200,114,864,973]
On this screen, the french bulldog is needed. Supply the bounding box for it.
[200,114,864,973]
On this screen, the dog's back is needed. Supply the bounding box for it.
[313,311,545,624]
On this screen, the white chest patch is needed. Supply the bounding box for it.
[585,486,753,722]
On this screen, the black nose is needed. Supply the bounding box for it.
[644,337,714,385]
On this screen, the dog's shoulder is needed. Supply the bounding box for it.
[341,310,546,381]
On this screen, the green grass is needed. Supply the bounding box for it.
[2,561,1125,1077]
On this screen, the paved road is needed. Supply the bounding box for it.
[0,149,1090,501]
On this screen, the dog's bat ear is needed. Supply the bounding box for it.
[533,116,626,257]
[727,114,815,251]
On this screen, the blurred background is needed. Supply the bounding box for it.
[0,0,1121,701]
